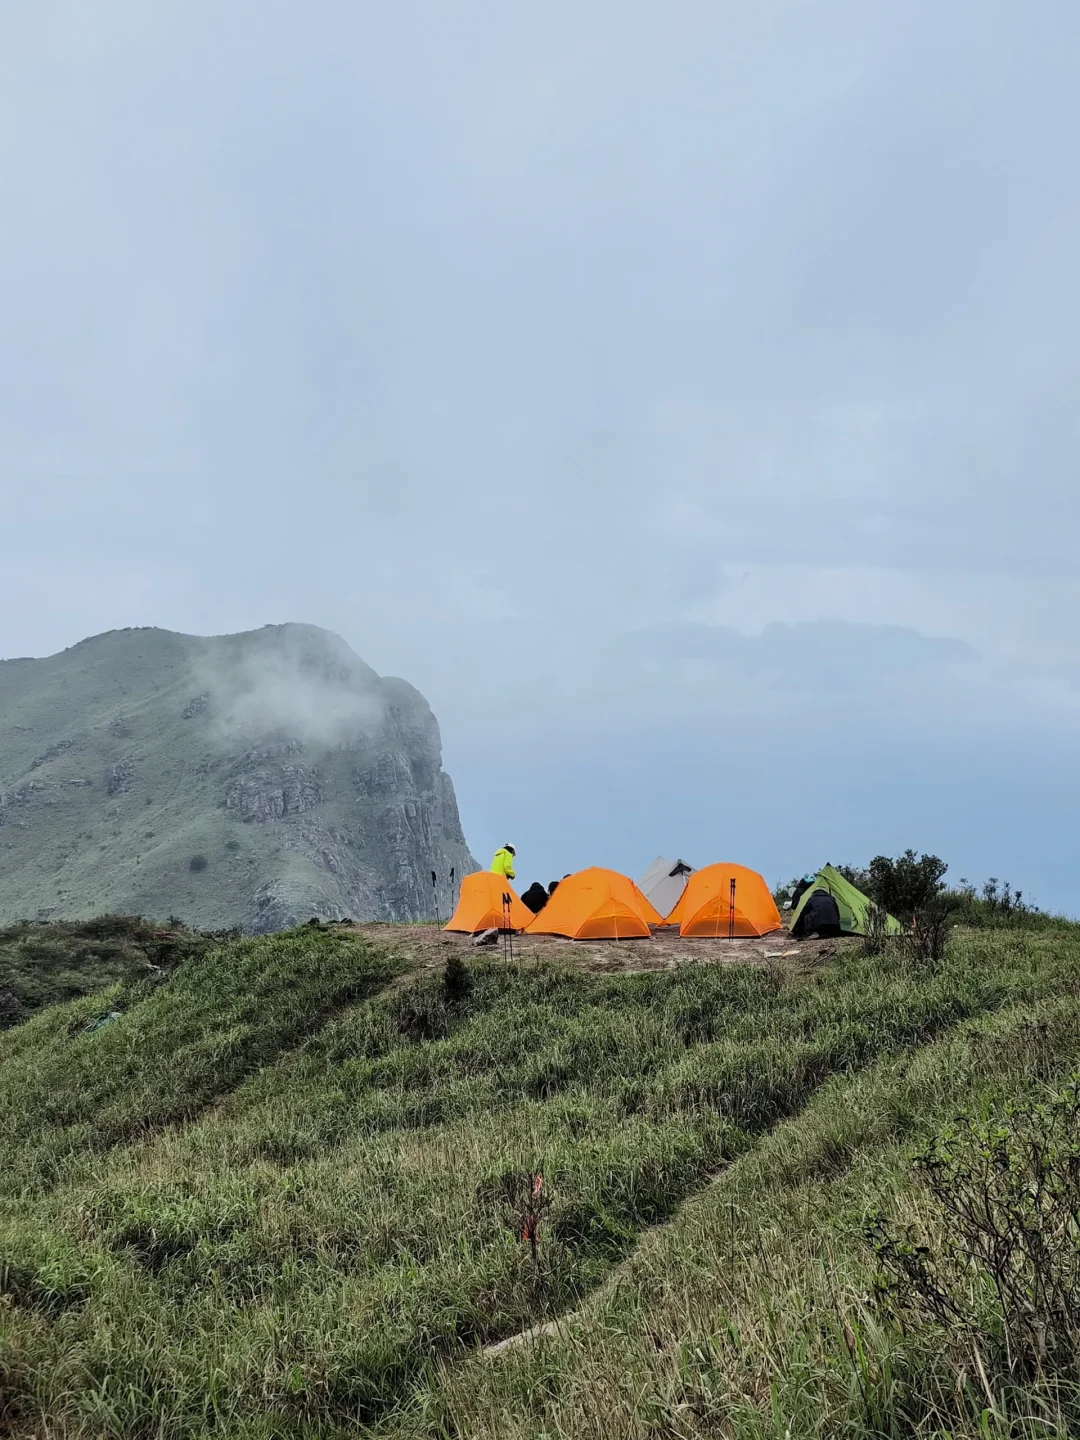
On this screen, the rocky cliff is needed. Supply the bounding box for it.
[0,625,477,931]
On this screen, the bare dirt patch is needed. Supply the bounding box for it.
[345,921,846,977]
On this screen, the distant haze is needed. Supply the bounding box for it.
[1,3,1078,913]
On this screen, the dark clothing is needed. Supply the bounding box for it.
[793,889,843,939]
[790,878,812,910]
[521,882,549,914]
[548,880,561,896]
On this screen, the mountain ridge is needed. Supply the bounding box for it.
[0,623,477,930]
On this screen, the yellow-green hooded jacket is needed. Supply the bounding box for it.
[491,847,516,880]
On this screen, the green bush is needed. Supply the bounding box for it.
[867,850,948,923]
[869,1079,1080,1399]
[188,855,208,873]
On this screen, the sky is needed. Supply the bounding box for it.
[2,0,1079,911]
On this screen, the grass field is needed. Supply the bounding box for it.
[2,922,1080,1437]
[0,916,231,1030]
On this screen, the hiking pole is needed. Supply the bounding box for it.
[504,893,515,963]
[450,866,456,912]
[729,878,737,941]
[431,870,441,928]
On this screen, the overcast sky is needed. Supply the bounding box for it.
[3,1,1079,909]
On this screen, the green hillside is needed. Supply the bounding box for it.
[0,625,475,931]
[3,924,1080,1436]
[0,916,229,1029]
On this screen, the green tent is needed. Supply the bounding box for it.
[789,864,902,937]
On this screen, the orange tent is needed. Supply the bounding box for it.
[664,863,782,937]
[444,871,534,932]
[526,867,663,940]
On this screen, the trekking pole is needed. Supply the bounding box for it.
[729,878,737,940]
[431,870,441,928]
[504,893,515,963]
[450,866,456,912]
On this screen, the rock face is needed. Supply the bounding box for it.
[0,624,477,932]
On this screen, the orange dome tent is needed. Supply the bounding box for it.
[665,863,782,937]
[526,867,663,940]
[445,871,533,932]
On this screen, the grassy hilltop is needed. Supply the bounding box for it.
[3,920,1080,1437]
[0,625,475,931]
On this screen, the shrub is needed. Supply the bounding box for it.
[443,954,472,1004]
[188,856,208,874]
[867,850,948,923]
[868,1079,1080,1384]
[225,839,241,854]
[950,877,1045,929]
[861,901,892,958]
[905,894,958,965]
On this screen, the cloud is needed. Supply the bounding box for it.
[0,0,1076,915]
[195,625,386,749]
[633,620,977,690]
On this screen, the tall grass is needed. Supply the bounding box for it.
[1,924,1078,1437]
[0,915,227,1030]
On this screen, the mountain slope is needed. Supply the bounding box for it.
[1,924,1079,1438]
[0,624,476,930]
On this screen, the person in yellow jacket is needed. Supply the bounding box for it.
[491,845,517,880]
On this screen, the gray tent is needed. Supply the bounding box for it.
[637,857,695,921]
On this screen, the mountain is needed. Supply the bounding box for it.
[0,624,477,930]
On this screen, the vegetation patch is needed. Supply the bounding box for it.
[1,921,1078,1437]
[0,915,232,1030]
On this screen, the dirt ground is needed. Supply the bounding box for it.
[346,921,847,977]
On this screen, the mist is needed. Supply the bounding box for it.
[194,625,387,750]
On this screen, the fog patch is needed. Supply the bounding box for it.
[195,624,386,749]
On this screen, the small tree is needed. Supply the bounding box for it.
[867,850,948,923]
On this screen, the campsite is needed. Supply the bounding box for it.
[3,1,1076,1434]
